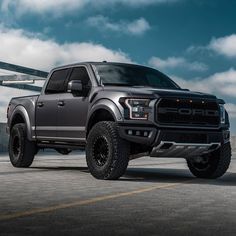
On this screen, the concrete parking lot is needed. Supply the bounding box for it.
[0,151,236,236]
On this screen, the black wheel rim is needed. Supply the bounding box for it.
[191,156,211,171]
[12,135,20,157]
[93,136,109,167]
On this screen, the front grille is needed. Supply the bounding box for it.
[156,98,220,127]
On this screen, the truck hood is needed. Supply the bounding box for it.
[103,86,217,100]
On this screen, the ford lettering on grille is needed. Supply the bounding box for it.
[158,108,219,117]
[156,98,220,126]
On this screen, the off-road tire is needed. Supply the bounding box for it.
[86,121,130,180]
[9,123,36,167]
[187,142,231,179]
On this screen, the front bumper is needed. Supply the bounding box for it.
[150,141,221,158]
[118,124,230,158]
[118,124,230,147]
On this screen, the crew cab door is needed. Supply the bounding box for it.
[57,66,91,141]
[35,68,70,139]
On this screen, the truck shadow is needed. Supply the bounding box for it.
[31,166,89,172]
[122,167,236,186]
[30,166,236,186]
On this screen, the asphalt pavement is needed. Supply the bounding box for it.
[0,151,236,236]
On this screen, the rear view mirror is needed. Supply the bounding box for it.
[67,80,83,94]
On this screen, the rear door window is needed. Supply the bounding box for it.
[45,69,69,94]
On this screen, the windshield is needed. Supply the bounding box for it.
[94,64,180,89]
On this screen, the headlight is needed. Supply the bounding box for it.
[219,104,226,124]
[125,99,151,120]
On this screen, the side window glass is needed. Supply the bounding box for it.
[45,69,69,94]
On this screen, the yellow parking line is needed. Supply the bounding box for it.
[0,181,190,221]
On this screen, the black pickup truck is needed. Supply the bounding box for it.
[7,62,231,179]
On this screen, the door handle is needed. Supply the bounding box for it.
[58,101,65,107]
[37,102,44,108]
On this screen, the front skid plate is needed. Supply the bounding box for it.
[150,142,221,158]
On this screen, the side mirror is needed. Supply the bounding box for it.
[67,80,83,94]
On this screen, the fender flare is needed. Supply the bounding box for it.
[10,105,33,140]
[86,99,123,131]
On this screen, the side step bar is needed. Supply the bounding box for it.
[37,142,85,150]
[150,142,221,158]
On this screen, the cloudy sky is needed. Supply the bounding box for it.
[0,0,236,132]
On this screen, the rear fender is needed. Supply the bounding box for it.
[9,106,33,141]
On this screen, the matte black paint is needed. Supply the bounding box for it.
[7,62,230,152]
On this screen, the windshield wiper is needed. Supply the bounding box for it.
[132,85,152,88]
[103,83,133,86]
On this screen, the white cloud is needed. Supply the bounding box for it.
[86,16,150,36]
[0,26,132,71]
[186,45,206,54]
[208,34,236,58]
[1,0,183,16]
[189,34,236,58]
[225,103,236,118]
[173,68,236,97]
[126,18,151,35]
[149,56,208,72]
[172,75,207,93]
[1,0,88,16]
[0,25,133,122]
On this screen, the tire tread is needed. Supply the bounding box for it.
[86,121,129,180]
[187,142,231,179]
[9,123,36,167]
